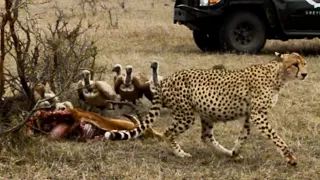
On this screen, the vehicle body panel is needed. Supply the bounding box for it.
[174,0,320,38]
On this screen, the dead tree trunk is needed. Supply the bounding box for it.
[0,1,10,99]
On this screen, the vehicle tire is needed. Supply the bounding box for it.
[193,30,219,52]
[219,11,266,54]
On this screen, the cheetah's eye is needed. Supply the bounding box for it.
[293,63,299,68]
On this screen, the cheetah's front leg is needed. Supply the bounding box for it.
[250,106,297,166]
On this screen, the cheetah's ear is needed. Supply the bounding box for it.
[275,52,285,60]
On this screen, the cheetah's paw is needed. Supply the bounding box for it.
[232,154,244,162]
[173,150,192,158]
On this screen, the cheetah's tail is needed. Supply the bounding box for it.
[104,86,162,140]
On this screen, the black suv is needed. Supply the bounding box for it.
[174,0,320,53]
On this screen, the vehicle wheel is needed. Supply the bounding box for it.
[193,30,219,52]
[219,12,266,54]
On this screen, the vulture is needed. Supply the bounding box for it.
[77,70,119,111]
[37,101,51,109]
[113,64,164,105]
[77,70,93,104]
[112,64,124,85]
[43,82,60,104]
[34,83,46,103]
[34,82,59,104]
[141,61,164,102]
[148,61,163,92]
[148,61,163,86]
[114,65,143,105]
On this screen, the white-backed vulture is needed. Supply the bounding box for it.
[148,61,163,91]
[112,64,124,85]
[34,83,46,103]
[114,65,142,105]
[36,101,51,109]
[77,70,93,104]
[43,82,60,104]
[77,70,119,111]
[139,61,164,102]
[33,82,59,104]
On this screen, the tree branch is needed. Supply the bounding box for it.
[0,69,78,136]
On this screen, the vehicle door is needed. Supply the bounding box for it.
[273,0,320,32]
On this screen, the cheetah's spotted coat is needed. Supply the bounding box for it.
[105,52,308,166]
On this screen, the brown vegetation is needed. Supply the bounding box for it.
[0,0,320,179]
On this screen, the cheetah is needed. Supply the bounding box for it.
[104,52,308,166]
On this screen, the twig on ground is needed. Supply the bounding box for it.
[26,124,50,135]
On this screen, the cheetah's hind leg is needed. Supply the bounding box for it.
[230,116,251,161]
[200,116,243,161]
[163,110,195,158]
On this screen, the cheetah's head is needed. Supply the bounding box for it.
[275,52,308,81]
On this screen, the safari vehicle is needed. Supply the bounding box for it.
[173,0,320,53]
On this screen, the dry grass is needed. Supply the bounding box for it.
[1,0,320,179]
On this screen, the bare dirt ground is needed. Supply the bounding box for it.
[1,0,320,179]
